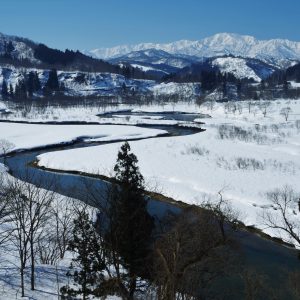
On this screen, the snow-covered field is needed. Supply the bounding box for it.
[1,98,300,298]
[0,99,204,125]
[37,99,300,243]
[0,123,167,152]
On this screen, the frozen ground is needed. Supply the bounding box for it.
[37,99,300,244]
[0,123,167,152]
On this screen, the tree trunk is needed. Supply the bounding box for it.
[30,237,35,290]
[20,249,25,297]
[128,275,136,300]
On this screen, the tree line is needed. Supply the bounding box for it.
[1,69,62,100]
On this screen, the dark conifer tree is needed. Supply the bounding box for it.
[14,80,27,99]
[33,72,41,91]
[105,142,154,299]
[26,72,35,97]
[61,210,105,300]
[6,41,14,55]
[44,69,59,94]
[1,79,9,99]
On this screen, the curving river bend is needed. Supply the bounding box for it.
[2,114,299,299]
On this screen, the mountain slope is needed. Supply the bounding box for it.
[211,56,276,81]
[109,49,202,77]
[112,49,277,82]
[0,32,153,80]
[87,33,300,67]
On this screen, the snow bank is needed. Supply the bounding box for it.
[37,99,300,241]
[0,123,167,153]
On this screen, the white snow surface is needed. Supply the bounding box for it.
[0,123,167,152]
[289,81,300,88]
[37,99,300,244]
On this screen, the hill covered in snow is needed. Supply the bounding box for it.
[87,33,300,68]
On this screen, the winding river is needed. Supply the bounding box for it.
[1,112,299,299]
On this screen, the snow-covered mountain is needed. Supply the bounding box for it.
[110,49,198,68]
[0,32,150,79]
[168,55,276,83]
[111,48,277,81]
[211,56,276,81]
[0,32,38,62]
[87,33,300,67]
[109,49,203,77]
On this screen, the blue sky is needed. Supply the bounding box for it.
[0,0,299,50]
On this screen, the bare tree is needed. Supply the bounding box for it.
[51,196,75,259]
[0,173,12,246]
[200,191,241,241]
[280,106,292,121]
[288,271,300,299]
[203,99,216,112]
[240,268,273,300]
[259,101,271,117]
[152,207,238,300]
[259,185,300,247]
[36,197,75,265]
[5,175,56,294]
[247,101,253,114]
[0,139,15,164]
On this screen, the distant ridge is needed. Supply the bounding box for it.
[86,33,300,66]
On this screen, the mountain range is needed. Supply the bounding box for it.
[86,33,300,66]
[1,31,300,100]
[84,33,300,81]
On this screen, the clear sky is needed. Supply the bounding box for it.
[0,0,299,51]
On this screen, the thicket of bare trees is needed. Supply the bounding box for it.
[152,207,240,300]
[0,172,77,297]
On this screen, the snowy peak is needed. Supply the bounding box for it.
[87,33,300,66]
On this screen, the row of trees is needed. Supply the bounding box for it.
[1,69,60,100]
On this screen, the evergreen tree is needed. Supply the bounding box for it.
[33,72,41,91]
[237,80,242,99]
[1,79,8,99]
[222,74,228,99]
[9,84,14,98]
[26,71,41,97]
[44,69,59,95]
[26,72,35,97]
[105,142,154,299]
[14,80,27,99]
[61,210,105,300]
[6,41,14,55]
[114,142,144,190]
[3,41,14,59]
